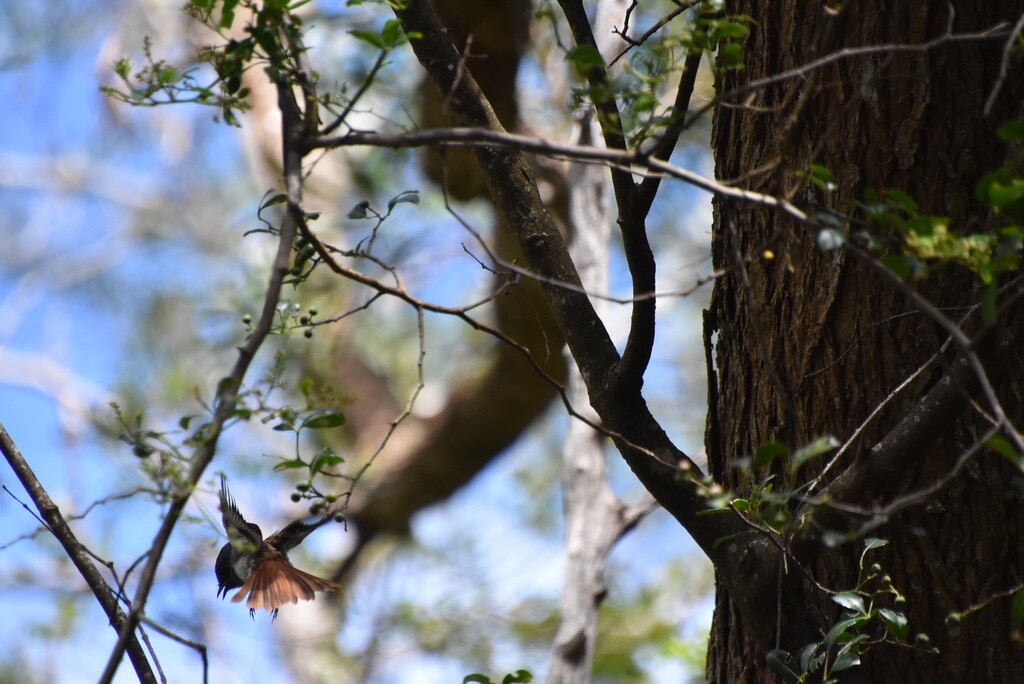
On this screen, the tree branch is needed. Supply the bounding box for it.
[559,0,656,398]
[314,127,809,223]
[635,49,703,214]
[394,0,784,648]
[0,423,157,683]
[98,20,313,679]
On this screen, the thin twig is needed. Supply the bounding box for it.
[983,11,1024,117]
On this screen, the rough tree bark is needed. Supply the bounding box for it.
[707,2,1024,682]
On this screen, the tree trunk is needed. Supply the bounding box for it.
[707,1,1024,681]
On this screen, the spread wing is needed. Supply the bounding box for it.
[264,515,331,554]
[219,474,263,554]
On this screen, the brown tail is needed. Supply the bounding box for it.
[230,558,339,612]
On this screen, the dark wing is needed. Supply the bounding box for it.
[264,515,331,554]
[219,474,263,554]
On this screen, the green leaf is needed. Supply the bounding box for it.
[501,671,533,684]
[113,57,132,79]
[863,537,889,550]
[301,408,346,430]
[879,608,909,640]
[981,280,998,325]
[823,616,869,649]
[987,178,1024,209]
[273,458,308,472]
[349,29,385,49]
[798,643,824,673]
[1011,588,1024,627]
[229,407,253,421]
[463,676,492,684]
[273,422,296,432]
[633,91,658,112]
[754,440,789,468]
[996,120,1024,142]
[765,650,801,682]
[719,42,744,69]
[987,435,1019,463]
[831,592,866,613]
[831,650,861,672]
[387,189,420,212]
[310,447,344,476]
[220,0,240,28]
[790,435,839,472]
[711,21,750,42]
[882,188,919,215]
[882,254,911,279]
[216,376,237,398]
[381,19,404,47]
[803,164,837,192]
[566,45,605,74]
[262,193,288,209]
[809,164,834,182]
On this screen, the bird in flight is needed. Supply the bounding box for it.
[216,474,339,618]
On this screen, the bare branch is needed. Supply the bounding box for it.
[315,127,810,222]
[983,11,1024,117]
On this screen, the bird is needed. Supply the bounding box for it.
[216,474,339,618]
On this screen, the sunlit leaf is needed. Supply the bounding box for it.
[349,29,385,49]
[791,435,839,472]
[387,190,420,211]
[273,458,308,472]
[301,408,345,429]
[831,592,866,613]
[310,447,344,476]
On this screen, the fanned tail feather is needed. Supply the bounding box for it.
[231,558,339,612]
